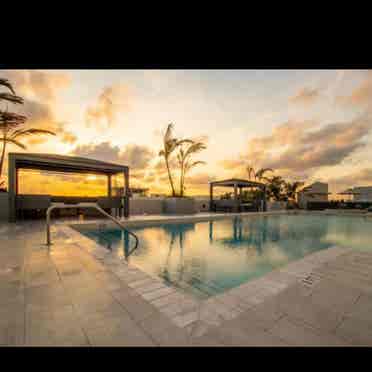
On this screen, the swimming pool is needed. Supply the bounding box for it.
[78,214,372,299]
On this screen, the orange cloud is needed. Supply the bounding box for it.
[85,84,131,128]
[221,117,371,179]
[336,71,372,108]
[289,87,321,106]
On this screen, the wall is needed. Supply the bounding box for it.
[0,193,9,221]
[163,198,196,214]
[267,201,287,211]
[129,198,164,215]
[194,199,210,212]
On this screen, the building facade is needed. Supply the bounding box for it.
[297,182,329,209]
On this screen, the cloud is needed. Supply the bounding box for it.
[289,87,321,106]
[17,98,76,145]
[336,71,372,108]
[85,84,131,128]
[329,168,372,191]
[71,141,154,170]
[221,117,371,178]
[0,70,76,145]
[120,144,154,169]
[1,70,71,102]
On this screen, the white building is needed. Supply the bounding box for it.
[350,186,372,202]
[297,182,329,209]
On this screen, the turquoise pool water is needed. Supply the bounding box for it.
[79,214,372,299]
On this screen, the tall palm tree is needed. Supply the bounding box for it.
[177,140,206,196]
[158,123,190,197]
[0,78,55,185]
[285,181,304,202]
[246,165,256,181]
[0,111,56,178]
[159,124,179,196]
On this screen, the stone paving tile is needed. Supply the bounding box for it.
[25,282,73,310]
[139,311,191,346]
[202,321,288,347]
[135,282,168,294]
[25,305,88,346]
[119,294,157,322]
[346,293,372,322]
[172,311,199,328]
[127,277,155,289]
[280,297,344,333]
[269,316,349,346]
[334,316,372,346]
[309,278,361,312]
[85,320,155,346]
[150,291,192,308]
[76,301,132,331]
[141,286,175,301]
[93,271,125,292]
[0,303,25,346]
[110,287,139,304]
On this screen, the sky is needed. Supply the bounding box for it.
[1,69,372,197]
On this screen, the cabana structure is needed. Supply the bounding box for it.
[209,178,267,213]
[8,153,130,222]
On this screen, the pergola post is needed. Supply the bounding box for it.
[209,183,214,212]
[233,182,238,212]
[8,154,17,223]
[262,185,267,212]
[124,168,130,218]
[107,174,112,197]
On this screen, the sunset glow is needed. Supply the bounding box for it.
[1,69,372,197]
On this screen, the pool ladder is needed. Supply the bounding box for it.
[45,202,139,254]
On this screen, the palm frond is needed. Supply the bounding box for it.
[0,111,27,126]
[185,160,206,172]
[1,138,27,150]
[164,123,174,144]
[0,92,24,105]
[255,167,273,180]
[0,78,16,95]
[10,128,55,140]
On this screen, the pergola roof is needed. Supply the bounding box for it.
[9,152,128,175]
[210,178,265,188]
[337,188,360,195]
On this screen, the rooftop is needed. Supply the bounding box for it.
[9,152,128,175]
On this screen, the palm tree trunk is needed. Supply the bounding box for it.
[0,140,6,180]
[180,161,184,197]
[165,156,176,196]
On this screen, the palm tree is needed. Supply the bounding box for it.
[158,123,191,197]
[0,78,56,185]
[266,176,286,201]
[0,112,55,178]
[159,124,179,196]
[177,140,206,196]
[246,165,256,181]
[284,181,304,202]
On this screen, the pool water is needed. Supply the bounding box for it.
[80,214,372,299]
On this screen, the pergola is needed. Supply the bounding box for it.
[209,178,267,212]
[8,152,130,222]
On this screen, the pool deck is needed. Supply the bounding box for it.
[2,211,372,346]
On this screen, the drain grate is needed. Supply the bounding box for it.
[301,272,323,288]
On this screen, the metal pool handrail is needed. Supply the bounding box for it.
[46,202,139,254]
